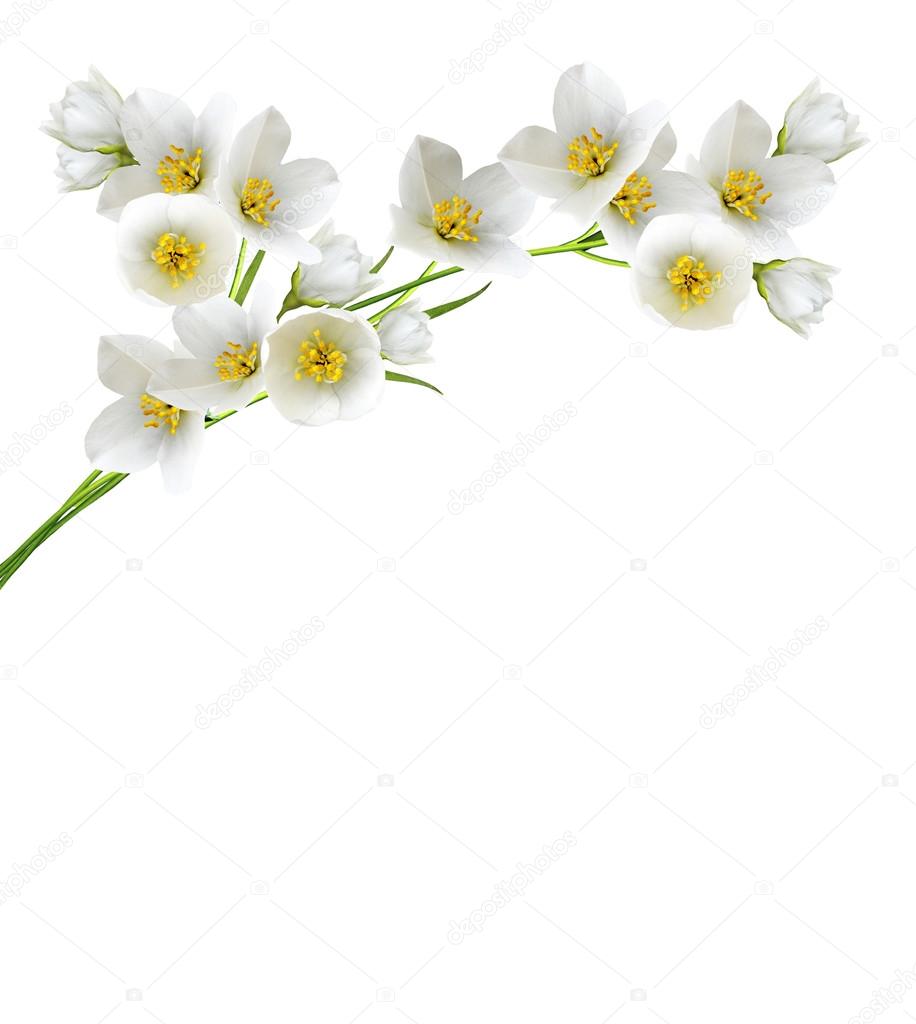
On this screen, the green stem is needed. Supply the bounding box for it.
[370,261,436,323]
[234,249,265,305]
[228,239,248,299]
[346,266,465,311]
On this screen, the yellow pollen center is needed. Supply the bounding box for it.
[434,195,482,242]
[722,168,772,220]
[241,177,281,226]
[612,173,656,225]
[667,254,722,312]
[157,145,203,194]
[140,394,181,434]
[295,329,346,384]
[568,127,619,177]
[214,341,259,382]
[151,233,206,288]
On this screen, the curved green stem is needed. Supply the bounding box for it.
[228,238,248,299]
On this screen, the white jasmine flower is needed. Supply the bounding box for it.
[778,79,868,163]
[98,89,235,220]
[377,300,433,365]
[41,66,125,154]
[632,214,753,330]
[264,309,385,426]
[390,136,535,277]
[498,62,666,227]
[688,100,835,258]
[85,335,205,493]
[54,144,123,192]
[594,123,721,258]
[116,193,237,306]
[216,107,340,264]
[754,257,838,338]
[145,285,277,414]
[295,221,377,305]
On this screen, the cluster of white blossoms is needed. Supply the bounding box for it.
[38,63,864,498]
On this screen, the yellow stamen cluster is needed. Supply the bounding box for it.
[214,341,259,382]
[295,329,346,384]
[434,195,482,242]
[667,254,721,312]
[151,233,206,288]
[612,173,656,225]
[140,394,181,434]
[722,168,772,220]
[568,127,619,177]
[241,177,281,226]
[157,145,203,194]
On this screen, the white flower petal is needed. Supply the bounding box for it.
[270,157,340,229]
[118,89,195,170]
[389,203,453,263]
[699,100,772,185]
[755,153,835,221]
[173,297,249,363]
[399,136,463,218]
[158,412,205,493]
[98,335,171,395]
[227,106,291,183]
[97,164,162,220]
[461,163,535,237]
[552,63,626,141]
[85,395,163,472]
[498,125,574,199]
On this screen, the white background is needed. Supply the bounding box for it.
[0,1,913,1021]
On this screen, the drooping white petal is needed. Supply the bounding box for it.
[389,203,453,263]
[85,395,164,472]
[552,63,626,142]
[451,232,533,278]
[270,158,340,229]
[173,297,250,364]
[157,412,205,493]
[193,93,236,189]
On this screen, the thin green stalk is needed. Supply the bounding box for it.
[370,261,436,323]
[234,249,265,305]
[576,250,630,267]
[228,238,248,299]
[346,266,465,311]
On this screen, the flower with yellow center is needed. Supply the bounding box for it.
[689,99,835,258]
[241,177,281,226]
[214,341,259,381]
[158,145,203,194]
[390,135,534,277]
[567,127,619,177]
[265,309,386,426]
[595,123,721,259]
[152,232,206,288]
[146,291,274,414]
[633,214,753,331]
[117,193,237,306]
[140,394,181,434]
[498,62,666,229]
[217,107,340,264]
[721,169,771,220]
[296,329,347,383]
[666,255,721,312]
[433,195,482,242]
[86,335,206,493]
[98,88,235,221]
[612,173,656,225]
